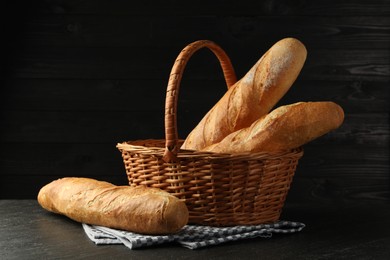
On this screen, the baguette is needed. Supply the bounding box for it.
[181,38,307,151]
[37,177,189,235]
[201,102,344,153]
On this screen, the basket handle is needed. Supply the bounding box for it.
[163,40,237,162]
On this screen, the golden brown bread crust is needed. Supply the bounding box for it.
[201,102,344,153]
[37,177,189,235]
[181,38,307,151]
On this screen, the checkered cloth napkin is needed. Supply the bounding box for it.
[82,221,305,249]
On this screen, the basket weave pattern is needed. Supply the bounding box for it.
[117,40,303,226]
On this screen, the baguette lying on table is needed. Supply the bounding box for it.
[201,101,344,153]
[37,177,189,235]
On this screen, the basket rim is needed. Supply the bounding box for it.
[116,139,304,161]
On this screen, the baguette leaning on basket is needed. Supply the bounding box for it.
[181,38,307,151]
[37,177,189,235]
[201,101,344,153]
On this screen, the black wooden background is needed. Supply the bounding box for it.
[2,0,389,206]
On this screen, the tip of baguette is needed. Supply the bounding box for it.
[162,197,189,233]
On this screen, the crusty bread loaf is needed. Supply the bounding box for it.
[37,177,189,235]
[181,38,307,151]
[201,102,344,153]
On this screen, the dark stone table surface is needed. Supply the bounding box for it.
[1,200,389,259]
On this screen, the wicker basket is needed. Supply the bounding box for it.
[117,40,304,226]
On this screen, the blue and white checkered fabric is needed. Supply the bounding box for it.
[83,221,305,249]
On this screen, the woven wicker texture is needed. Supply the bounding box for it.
[117,40,303,226]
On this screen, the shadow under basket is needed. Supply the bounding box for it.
[116,40,304,226]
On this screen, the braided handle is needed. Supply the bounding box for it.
[163,40,237,162]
